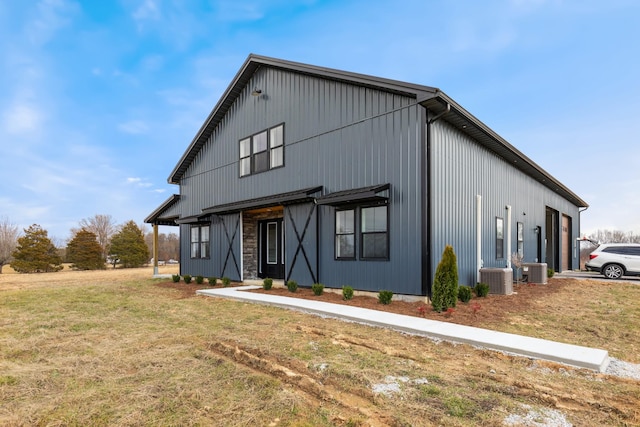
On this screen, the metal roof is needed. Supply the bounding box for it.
[168,54,587,208]
[202,186,323,215]
[144,194,180,225]
[316,183,390,206]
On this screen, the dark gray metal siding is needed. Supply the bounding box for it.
[178,66,424,294]
[430,120,581,286]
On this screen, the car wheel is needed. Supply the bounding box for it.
[603,264,624,279]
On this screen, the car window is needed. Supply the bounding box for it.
[602,247,626,254]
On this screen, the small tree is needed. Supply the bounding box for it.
[431,245,459,312]
[0,216,20,273]
[109,220,149,268]
[66,229,106,270]
[71,214,117,261]
[11,224,63,273]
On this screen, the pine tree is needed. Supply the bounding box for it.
[431,245,459,312]
[67,229,105,270]
[11,224,63,273]
[109,221,149,268]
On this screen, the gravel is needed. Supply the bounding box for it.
[604,357,640,380]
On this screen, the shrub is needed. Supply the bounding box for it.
[547,268,555,278]
[208,277,218,285]
[195,275,204,284]
[474,282,489,297]
[431,245,459,312]
[287,280,298,292]
[342,286,354,300]
[311,283,324,296]
[378,290,393,305]
[171,274,180,283]
[263,278,273,290]
[458,285,472,303]
[183,274,192,284]
[222,277,231,287]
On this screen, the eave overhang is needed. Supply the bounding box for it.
[419,92,588,208]
[144,194,181,225]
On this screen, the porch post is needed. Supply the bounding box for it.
[153,223,159,276]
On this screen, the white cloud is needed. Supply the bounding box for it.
[2,103,42,134]
[118,120,149,134]
[26,0,78,46]
[132,0,161,29]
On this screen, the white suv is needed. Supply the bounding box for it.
[585,243,640,279]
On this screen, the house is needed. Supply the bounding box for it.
[145,54,587,297]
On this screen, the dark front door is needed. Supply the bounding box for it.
[259,219,284,279]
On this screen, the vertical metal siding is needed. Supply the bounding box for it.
[430,120,581,286]
[177,66,424,294]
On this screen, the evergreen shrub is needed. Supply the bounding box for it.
[431,245,459,312]
[311,283,324,296]
[378,290,393,305]
[342,286,354,300]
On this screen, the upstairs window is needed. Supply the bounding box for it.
[190,225,210,259]
[240,124,284,177]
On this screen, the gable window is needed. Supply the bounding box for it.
[334,204,389,261]
[190,225,210,259]
[496,217,504,259]
[239,124,284,177]
[335,209,355,259]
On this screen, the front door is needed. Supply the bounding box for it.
[259,219,284,279]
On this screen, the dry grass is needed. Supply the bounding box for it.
[1,267,639,426]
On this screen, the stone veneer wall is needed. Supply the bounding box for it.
[242,210,283,280]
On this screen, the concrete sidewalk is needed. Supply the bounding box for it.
[196,286,610,372]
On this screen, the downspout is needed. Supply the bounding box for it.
[476,195,482,283]
[506,205,512,268]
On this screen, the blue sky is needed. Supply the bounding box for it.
[1,0,638,242]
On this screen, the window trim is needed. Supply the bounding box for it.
[360,205,389,260]
[335,208,356,260]
[517,222,524,257]
[190,224,210,259]
[496,217,504,259]
[239,123,285,177]
[334,203,389,261]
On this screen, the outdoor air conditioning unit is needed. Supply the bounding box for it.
[479,268,513,295]
[523,263,548,284]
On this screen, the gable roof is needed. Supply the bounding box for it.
[168,54,587,208]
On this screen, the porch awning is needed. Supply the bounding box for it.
[175,214,211,224]
[144,194,181,226]
[316,183,390,206]
[202,186,323,215]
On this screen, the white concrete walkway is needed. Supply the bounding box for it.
[196,286,610,372]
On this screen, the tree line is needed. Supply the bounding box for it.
[0,215,179,274]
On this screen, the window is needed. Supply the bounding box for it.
[335,209,355,259]
[496,217,504,259]
[335,205,388,260]
[190,225,210,259]
[517,222,524,257]
[239,124,284,176]
[361,206,388,259]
